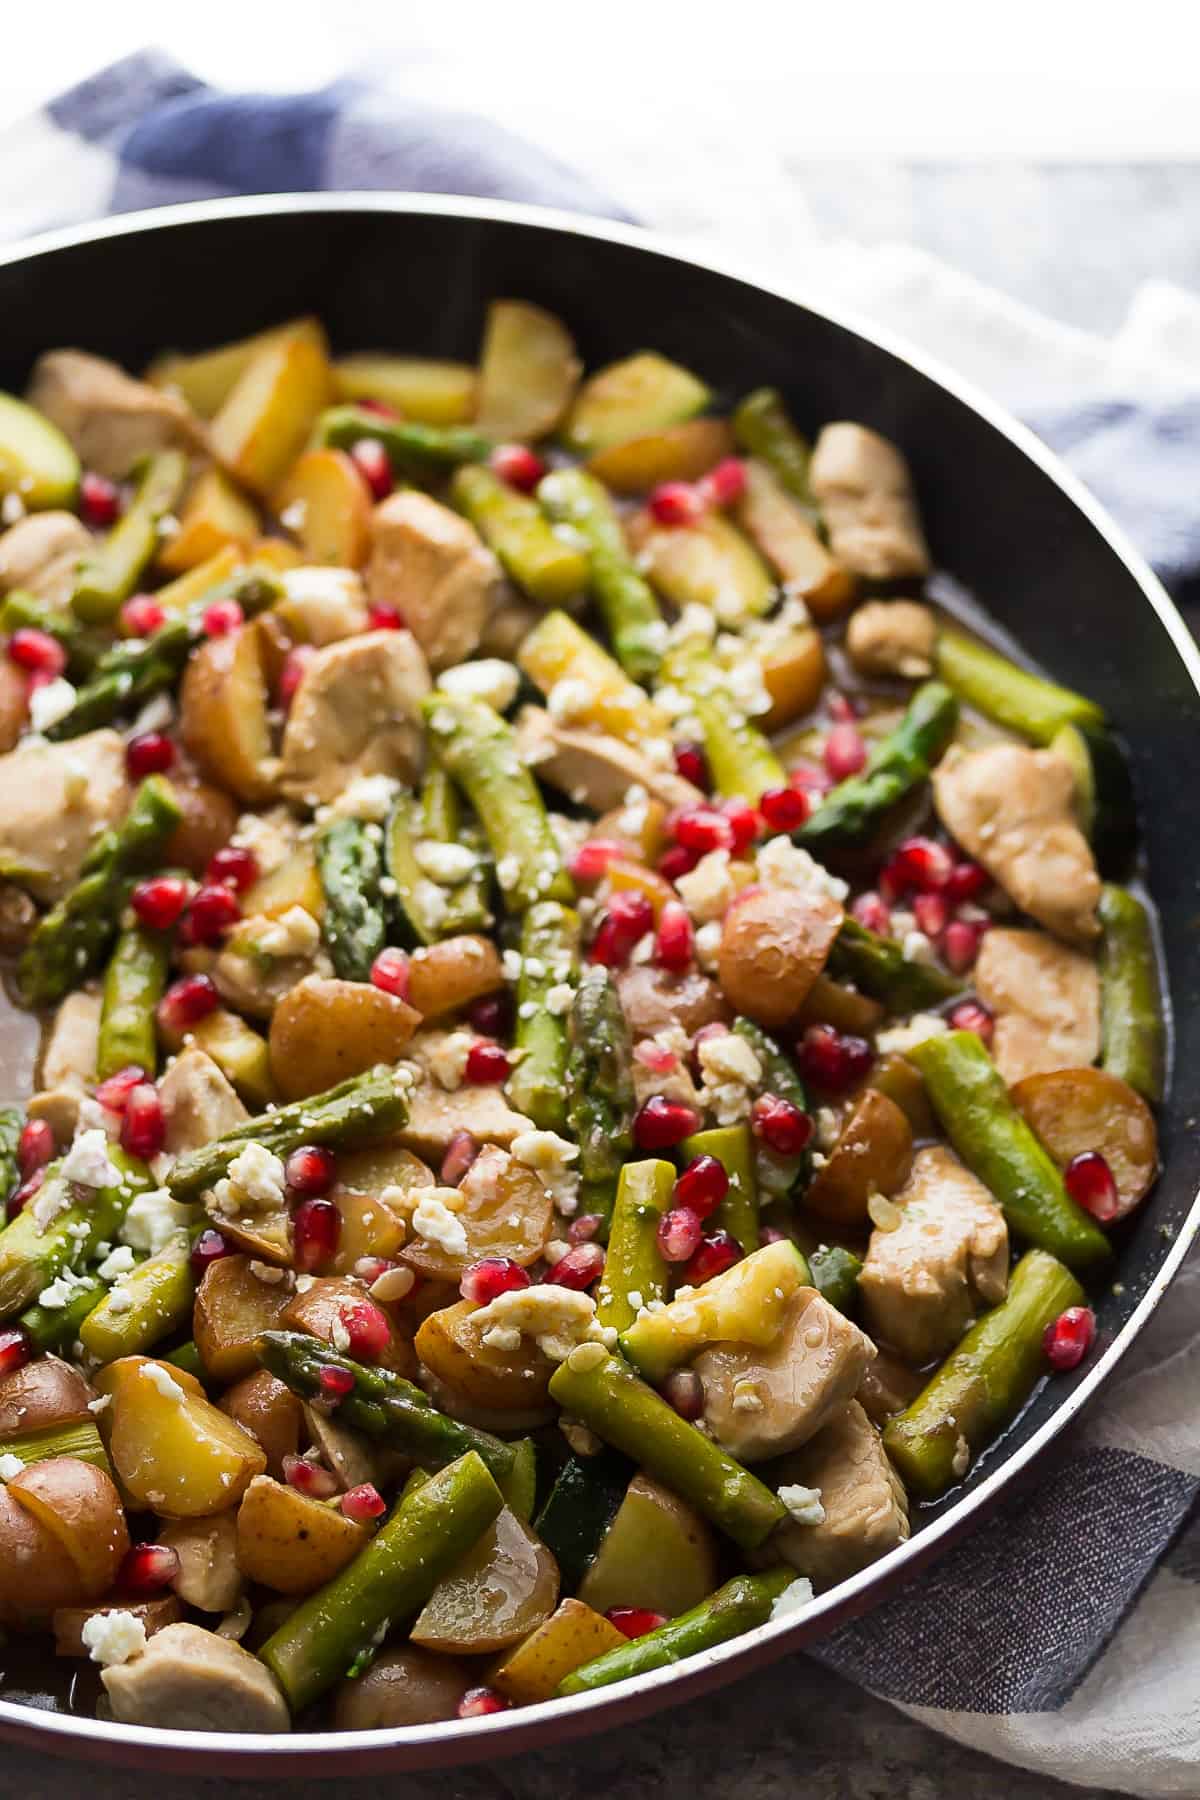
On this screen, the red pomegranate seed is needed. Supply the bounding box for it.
[0,1327,30,1378]
[17,1118,55,1179]
[285,1145,337,1197]
[589,891,655,968]
[673,807,734,854]
[1043,1305,1097,1371]
[796,1024,873,1093]
[942,918,985,974]
[945,859,989,904]
[79,470,120,527]
[823,722,867,781]
[202,598,244,637]
[547,1243,606,1290]
[649,481,705,526]
[759,1225,787,1246]
[356,397,398,419]
[722,797,760,855]
[121,1083,165,1159]
[634,1095,702,1151]
[658,843,701,883]
[570,838,627,883]
[606,1606,669,1638]
[567,1212,604,1245]
[661,1367,704,1420]
[131,874,191,931]
[674,741,710,790]
[440,1130,480,1187]
[457,1687,509,1719]
[180,882,240,947]
[120,594,166,637]
[468,992,512,1037]
[682,1229,741,1286]
[293,1198,341,1272]
[759,786,810,833]
[319,1365,356,1400]
[125,731,175,780]
[341,1300,391,1361]
[283,1454,339,1499]
[656,1206,704,1263]
[206,845,260,892]
[117,1542,179,1597]
[367,602,406,632]
[490,443,546,492]
[466,1041,511,1085]
[94,1065,148,1114]
[698,456,747,508]
[851,890,891,935]
[635,1039,678,1075]
[7,1171,42,1220]
[370,946,410,998]
[654,901,694,973]
[790,759,833,798]
[827,692,861,723]
[949,1000,994,1045]
[341,1482,387,1523]
[674,1154,729,1221]
[277,645,316,712]
[8,627,66,677]
[894,836,955,892]
[1064,1150,1121,1224]
[877,853,908,905]
[354,1256,398,1288]
[461,1257,531,1304]
[349,437,393,500]
[751,1094,814,1156]
[157,972,220,1036]
[913,892,949,938]
[190,1228,233,1277]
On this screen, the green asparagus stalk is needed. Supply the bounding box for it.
[537,467,665,681]
[532,1450,630,1591]
[680,1124,758,1258]
[0,1108,21,1209]
[258,1332,515,1480]
[0,590,108,679]
[807,1243,863,1314]
[908,1031,1111,1269]
[498,1436,538,1524]
[731,388,814,507]
[258,1450,504,1713]
[167,1066,410,1202]
[71,450,189,624]
[425,693,573,912]
[78,1230,194,1362]
[566,966,636,1229]
[548,1347,787,1550]
[935,625,1104,745]
[506,901,579,1131]
[733,1018,812,1202]
[98,924,170,1080]
[18,1273,106,1352]
[163,1339,207,1382]
[316,818,387,982]
[384,761,492,946]
[0,1417,110,1473]
[689,684,787,803]
[596,1159,674,1333]
[451,464,589,607]
[828,917,964,1013]
[796,682,959,851]
[0,1147,150,1319]
[884,1248,1085,1499]
[1098,884,1166,1103]
[559,1568,796,1695]
[318,404,491,471]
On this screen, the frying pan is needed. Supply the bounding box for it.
[0,193,1196,1775]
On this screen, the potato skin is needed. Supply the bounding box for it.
[195,1255,293,1383]
[806,1089,914,1226]
[163,777,240,876]
[718,887,844,1029]
[0,1488,94,1627]
[219,1369,304,1478]
[269,976,421,1101]
[416,1298,554,1414]
[399,1147,553,1281]
[333,1647,470,1730]
[273,448,371,568]
[280,1276,416,1378]
[0,1355,92,1436]
[616,965,730,1040]
[406,935,505,1020]
[2,1458,129,1624]
[235,1473,366,1594]
[179,625,275,804]
[1011,1067,1158,1219]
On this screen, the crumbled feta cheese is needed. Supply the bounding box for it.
[814,1107,841,1151]
[142,1363,186,1402]
[96,1244,137,1281]
[546,678,592,724]
[698,1032,761,1089]
[694,919,723,972]
[279,499,308,531]
[438,659,521,712]
[901,929,936,966]
[545,982,574,1016]
[61,1129,120,1190]
[413,840,478,884]
[36,1266,94,1310]
[212,1143,287,1219]
[412,1191,470,1257]
[510,1129,580,1213]
[81,1610,147,1667]
[231,811,292,877]
[120,1189,193,1255]
[755,837,849,902]
[249,1260,287,1284]
[427,1030,474,1092]
[411,878,449,927]
[330,1311,352,1352]
[473,1283,597,1363]
[130,692,174,737]
[328,773,401,822]
[28,676,78,734]
[778,1483,826,1526]
[254,905,321,959]
[769,1576,815,1622]
[676,849,735,923]
[874,1013,950,1056]
[668,603,717,648]
[481,1324,522,1353]
[1,491,26,525]
[87,1394,112,1416]
[0,1452,25,1480]
[496,854,521,892]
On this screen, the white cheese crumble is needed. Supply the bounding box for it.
[438,659,521,712]
[755,836,849,903]
[769,1576,816,1622]
[142,1363,187,1402]
[0,1452,25,1481]
[874,1014,950,1056]
[676,849,735,923]
[80,1610,147,1667]
[36,1266,94,1310]
[61,1129,120,1190]
[473,1283,598,1363]
[496,854,521,891]
[413,840,478,884]
[411,1192,470,1257]
[96,1244,137,1281]
[255,905,322,959]
[212,1143,287,1219]
[231,811,292,877]
[901,929,936,966]
[329,773,401,822]
[546,677,593,724]
[28,676,77,733]
[778,1483,826,1527]
[698,1032,761,1088]
[545,982,574,1016]
[427,1030,475,1092]
[120,1189,194,1255]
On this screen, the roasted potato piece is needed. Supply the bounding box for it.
[179,622,275,804]
[235,1474,367,1594]
[406,935,505,1021]
[718,887,844,1030]
[759,626,828,731]
[274,448,371,568]
[796,972,886,1038]
[475,300,580,442]
[218,1370,304,1479]
[415,1298,555,1414]
[412,1505,559,1654]
[280,1276,414,1377]
[591,797,670,866]
[401,1146,553,1280]
[333,354,477,425]
[2,1460,128,1626]
[194,1255,293,1383]
[147,319,314,417]
[616,965,730,1040]
[586,417,734,493]
[240,845,324,921]
[1011,1067,1158,1220]
[163,777,240,877]
[331,1146,432,1274]
[0,1354,92,1436]
[95,1357,267,1518]
[53,1595,182,1659]
[150,543,244,620]
[606,857,677,919]
[806,1089,914,1226]
[577,1474,718,1619]
[158,466,259,573]
[489,1599,626,1705]
[209,318,333,496]
[0,658,27,753]
[865,1052,936,1139]
[333,1647,471,1729]
[269,976,421,1101]
[0,1485,98,1627]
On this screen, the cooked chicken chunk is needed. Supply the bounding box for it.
[157,1514,243,1614]
[278,628,430,804]
[933,743,1101,942]
[395,1034,534,1156]
[28,350,205,480]
[101,1622,289,1733]
[0,728,129,900]
[275,566,369,645]
[366,491,503,673]
[859,1145,1008,1363]
[974,926,1101,1086]
[845,599,937,679]
[770,1400,910,1588]
[0,510,91,607]
[809,423,930,581]
[26,990,101,1142]
[159,1047,248,1155]
[695,1287,876,1462]
[516,706,701,814]
[212,914,326,1020]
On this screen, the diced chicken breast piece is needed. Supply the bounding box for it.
[159,1047,249,1155]
[0,728,130,901]
[845,599,937,679]
[0,511,92,607]
[933,743,1101,942]
[395,1038,534,1156]
[26,990,102,1142]
[516,706,701,814]
[157,1514,243,1614]
[28,350,205,480]
[770,1400,909,1588]
[974,926,1101,1086]
[101,1622,289,1733]
[859,1145,1008,1364]
[695,1287,876,1462]
[366,491,503,673]
[809,423,930,581]
[279,628,430,805]
[275,566,369,645]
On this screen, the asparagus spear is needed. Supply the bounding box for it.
[680,1124,758,1258]
[595,1159,674,1333]
[19,1272,106,1352]
[163,1339,207,1382]
[316,818,387,982]
[567,966,635,1229]
[78,1230,195,1362]
[259,1450,504,1713]
[732,1018,812,1202]
[559,1568,796,1694]
[688,683,786,803]
[499,1436,539,1524]
[0,590,107,679]
[807,1243,863,1314]
[97,924,170,1080]
[167,1066,409,1202]
[828,917,963,1013]
[908,1030,1111,1269]
[258,1332,515,1480]
[425,692,572,912]
[884,1248,1085,1499]
[0,1417,110,1473]
[1098,884,1166,1103]
[797,682,959,851]
[17,776,182,1007]
[0,1147,150,1319]
[935,625,1104,745]
[507,901,579,1132]
[385,781,491,947]
[318,404,491,471]
[70,450,189,624]
[548,1347,787,1550]
[0,1108,20,1209]
[537,467,665,681]
[731,388,814,507]
[450,464,589,607]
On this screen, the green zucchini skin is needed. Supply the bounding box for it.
[1052,722,1138,876]
[533,1450,631,1592]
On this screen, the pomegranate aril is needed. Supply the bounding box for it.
[190,1228,233,1277]
[751,1093,814,1156]
[661,1367,703,1420]
[548,1243,606,1291]
[570,838,626,883]
[945,859,989,904]
[759,786,810,833]
[942,918,984,974]
[823,722,867,781]
[8,627,67,678]
[202,598,244,638]
[8,1171,44,1219]
[490,443,546,492]
[606,1606,668,1638]
[94,1065,148,1114]
[131,874,191,931]
[796,1023,873,1093]
[673,806,734,853]
[357,397,398,419]
[674,740,710,790]
[656,1206,704,1263]
[851,890,891,936]
[125,731,175,780]
[634,1095,701,1150]
[698,456,747,508]
[293,1198,341,1272]
[759,1225,788,1246]
[319,1365,356,1400]
[367,602,406,632]
[722,796,760,854]
[17,1118,55,1179]
[206,844,260,892]
[461,1257,531,1305]
[635,1039,678,1075]
[0,1326,31,1377]
[341,1300,391,1361]
[589,891,654,968]
[468,991,512,1037]
[1064,1150,1121,1224]
[180,882,240,946]
[283,1454,339,1499]
[790,759,833,798]
[370,946,410,998]
[648,480,705,527]
[949,1000,994,1045]
[658,843,701,883]
[350,437,393,500]
[157,972,220,1035]
[285,1145,338,1196]
[117,1542,179,1596]
[674,1154,729,1221]
[79,470,120,527]
[457,1686,509,1719]
[1043,1305,1097,1371]
[894,835,955,892]
[341,1482,387,1523]
[912,892,949,938]
[277,644,316,710]
[440,1130,480,1187]
[654,901,694,973]
[121,1083,165,1159]
[466,1041,511,1084]
[567,1212,604,1245]
[682,1229,740,1286]
[827,692,861,724]
[120,594,166,637]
